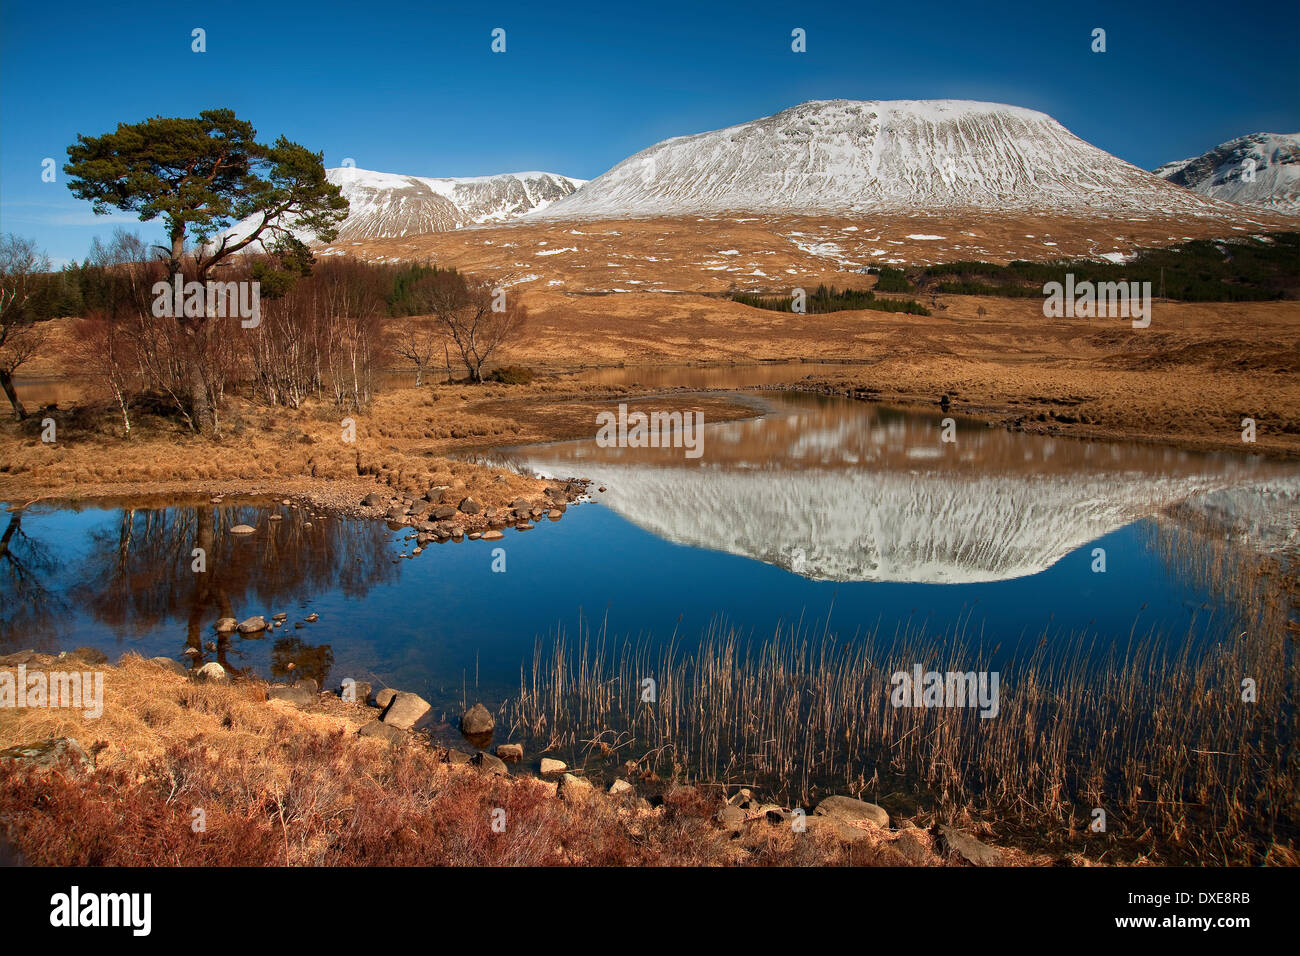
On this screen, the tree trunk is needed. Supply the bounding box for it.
[112,384,131,437]
[189,369,213,434]
[0,370,27,420]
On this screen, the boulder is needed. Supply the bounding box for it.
[432,505,458,520]
[214,617,237,633]
[557,772,593,803]
[373,688,398,710]
[937,826,1002,866]
[194,662,228,683]
[230,524,256,534]
[609,779,634,796]
[0,737,92,773]
[357,720,405,744]
[380,692,431,730]
[495,743,524,762]
[813,795,889,829]
[267,684,315,707]
[361,492,386,508]
[460,702,495,735]
[716,804,746,834]
[457,497,481,514]
[473,751,509,776]
[150,657,188,677]
[539,757,566,775]
[69,646,108,665]
[445,749,472,765]
[481,530,504,541]
[893,828,934,865]
[236,616,267,634]
[339,679,372,704]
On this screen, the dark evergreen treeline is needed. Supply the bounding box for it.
[864,265,914,293]
[731,283,931,316]
[914,232,1300,302]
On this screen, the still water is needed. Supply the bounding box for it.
[2,393,1296,734]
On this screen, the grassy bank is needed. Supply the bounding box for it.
[0,378,758,507]
[0,654,1039,866]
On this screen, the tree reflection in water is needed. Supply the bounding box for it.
[0,498,394,679]
[0,510,68,648]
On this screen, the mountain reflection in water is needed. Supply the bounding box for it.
[504,393,1297,583]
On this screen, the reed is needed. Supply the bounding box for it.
[507,607,1296,864]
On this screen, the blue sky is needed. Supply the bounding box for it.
[2,0,1297,263]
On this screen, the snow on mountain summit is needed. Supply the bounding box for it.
[1154,132,1300,214]
[220,166,585,249]
[534,99,1233,219]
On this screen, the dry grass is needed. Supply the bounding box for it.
[323,211,1300,294]
[0,374,758,507]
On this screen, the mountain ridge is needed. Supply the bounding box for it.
[219,165,585,251]
[1154,132,1300,214]
[532,98,1239,220]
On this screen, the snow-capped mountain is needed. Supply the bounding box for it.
[1154,133,1300,214]
[220,166,585,249]
[533,99,1235,219]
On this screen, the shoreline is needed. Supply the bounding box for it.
[3,363,1295,511]
[0,651,1061,867]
